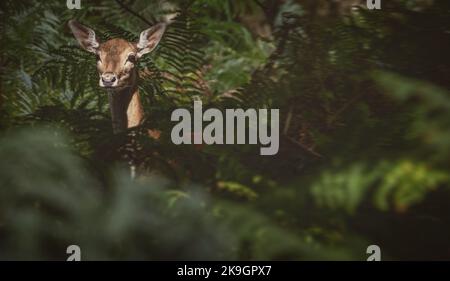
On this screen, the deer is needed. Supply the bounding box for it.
[68,18,171,176]
[68,18,169,134]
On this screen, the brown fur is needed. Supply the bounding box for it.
[68,20,166,136]
[97,39,143,133]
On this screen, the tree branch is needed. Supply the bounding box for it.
[114,0,156,26]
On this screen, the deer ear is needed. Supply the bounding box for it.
[136,23,167,58]
[68,20,100,54]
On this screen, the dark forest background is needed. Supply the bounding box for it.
[0,0,449,260]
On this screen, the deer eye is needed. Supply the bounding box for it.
[95,54,101,62]
[127,54,136,64]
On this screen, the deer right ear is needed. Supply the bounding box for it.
[68,20,100,54]
[136,23,167,58]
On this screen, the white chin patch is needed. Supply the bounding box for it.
[99,79,119,88]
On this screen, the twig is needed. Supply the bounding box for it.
[327,91,365,126]
[114,0,156,26]
[285,136,323,158]
[283,105,293,135]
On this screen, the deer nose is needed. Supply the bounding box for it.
[101,73,117,86]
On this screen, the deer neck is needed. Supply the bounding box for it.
[107,73,144,134]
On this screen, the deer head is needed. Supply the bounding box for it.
[68,19,166,90]
[68,19,167,133]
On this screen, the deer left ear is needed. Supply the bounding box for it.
[68,20,100,54]
[136,23,167,58]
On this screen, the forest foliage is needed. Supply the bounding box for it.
[0,0,449,260]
